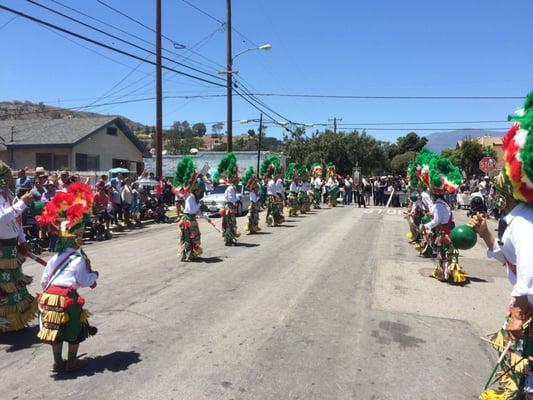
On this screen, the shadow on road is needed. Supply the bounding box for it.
[247,231,271,235]
[0,324,41,352]
[53,351,141,380]
[274,224,296,228]
[193,256,224,264]
[466,276,489,284]
[235,243,260,248]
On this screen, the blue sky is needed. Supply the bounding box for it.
[1,0,532,141]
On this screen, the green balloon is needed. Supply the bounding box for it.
[421,215,431,224]
[450,225,477,250]
[410,193,418,202]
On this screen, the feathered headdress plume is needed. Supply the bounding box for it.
[214,152,238,183]
[37,182,94,237]
[173,155,198,190]
[310,162,323,178]
[499,91,533,202]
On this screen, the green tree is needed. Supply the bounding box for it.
[459,139,484,176]
[390,151,417,175]
[192,122,207,137]
[441,148,462,167]
[396,132,428,153]
[211,122,224,135]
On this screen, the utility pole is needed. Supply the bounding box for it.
[155,0,163,178]
[256,112,263,176]
[226,0,233,152]
[328,117,342,134]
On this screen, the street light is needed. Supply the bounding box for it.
[224,42,272,152]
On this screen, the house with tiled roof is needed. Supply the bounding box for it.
[0,116,147,173]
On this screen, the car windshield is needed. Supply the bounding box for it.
[211,185,244,195]
[212,185,227,194]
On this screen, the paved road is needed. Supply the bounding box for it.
[1,206,509,399]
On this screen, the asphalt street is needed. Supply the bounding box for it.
[1,205,509,400]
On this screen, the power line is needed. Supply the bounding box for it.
[0,4,225,88]
[247,93,524,100]
[0,14,17,30]
[95,0,184,48]
[26,0,225,82]
[49,0,182,58]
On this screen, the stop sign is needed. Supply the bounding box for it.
[479,156,497,173]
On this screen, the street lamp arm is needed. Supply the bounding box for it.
[233,44,272,61]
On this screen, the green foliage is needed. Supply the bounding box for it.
[457,139,485,177]
[282,129,389,175]
[390,151,417,175]
[441,148,462,167]
[192,122,207,137]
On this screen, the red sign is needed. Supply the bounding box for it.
[479,156,497,173]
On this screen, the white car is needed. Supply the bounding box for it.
[200,184,250,217]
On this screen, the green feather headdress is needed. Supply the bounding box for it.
[260,155,281,178]
[285,162,296,181]
[214,152,238,182]
[296,164,308,179]
[173,155,197,189]
[310,162,323,178]
[326,162,336,177]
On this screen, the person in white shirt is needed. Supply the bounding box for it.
[325,164,340,207]
[310,163,323,209]
[242,167,261,234]
[218,153,240,246]
[469,94,533,399]
[420,189,434,213]
[0,162,36,333]
[36,181,99,372]
[286,163,299,217]
[174,156,205,261]
[261,156,284,226]
[299,173,312,213]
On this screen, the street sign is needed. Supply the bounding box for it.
[479,156,497,173]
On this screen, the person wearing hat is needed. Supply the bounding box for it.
[285,163,299,217]
[36,182,99,372]
[310,163,323,209]
[173,156,205,261]
[261,156,284,227]
[410,149,467,283]
[215,153,240,246]
[470,92,533,399]
[0,161,37,332]
[241,167,261,234]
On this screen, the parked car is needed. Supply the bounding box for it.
[200,184,250,217]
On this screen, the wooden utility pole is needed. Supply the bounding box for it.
[155,0,163,178]
[226,0,233,152]
[256,112,263,176]
[328,117,342,134]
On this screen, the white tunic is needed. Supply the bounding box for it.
[424,198,451,230]
[313,177,322,190]
[224,185,237,204]
[289,182,298,192]
[276,179,285,199]
[183,193,199,214]
[421,190,434,211]
[301,182,310,192]
[487,203,533,301]
[0,190,26,242]
[267,179,277,196]
[250,191,259,203]
[40,249,98,290]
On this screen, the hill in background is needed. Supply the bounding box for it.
[424,129,505,152]
[0,100,146,133]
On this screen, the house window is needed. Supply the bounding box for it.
[76,153,100,171]
[36,153,69,170]
[112,159,129,170]
[107,126,118,136]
